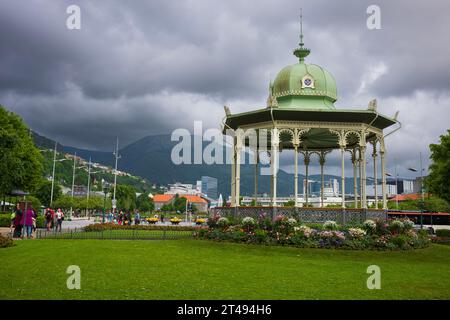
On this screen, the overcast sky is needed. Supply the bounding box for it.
[1,0,449,178]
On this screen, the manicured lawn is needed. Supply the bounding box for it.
[37,229,194,240]
[0,240,449,299]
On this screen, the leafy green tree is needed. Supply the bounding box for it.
[173,196,187,212]
[427,130,450,203]
[0,106,43,196]
[190,203,198,213]
[52,195,75,210]
[136,193,154,212]
[26,195,42,212]
[160,204,173,212]
[113,184,137,211]
[34,180,62,207]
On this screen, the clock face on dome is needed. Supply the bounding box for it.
[301,75,315,89]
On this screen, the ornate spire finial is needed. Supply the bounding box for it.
[293,9,310,63]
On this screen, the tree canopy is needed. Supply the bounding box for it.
[136,193,154,212]
[0,106,43,196]
[427,130,450,203]
[113,184,137,211]
[35,179,62,207]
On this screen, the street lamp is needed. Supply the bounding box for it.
[102,179,108,224]
[112,137,121,215]
[50,141,69,207]
[408,152,426,229]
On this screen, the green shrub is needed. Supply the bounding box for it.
[0,235,14,248]
[436,229,450,238]
[254,229,269,244]
[0,214,13,227]
[36,215,45,228]
[304,223,323,230]
[390,235,410,249]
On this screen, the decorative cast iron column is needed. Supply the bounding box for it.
[303,149,310,207]
[234,132,242,207]
[379,136,387,209]
[351,148,358,208]
[271,128,279,207]
[340,146,346,208]
[254,149,258,205]
[372,141,378,208]
[319,151,327,208]
[294,144,299,207]
[230,136,236,207]
[361,145,367,209]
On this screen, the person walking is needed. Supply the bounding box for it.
[13,204,23,238]
[55,208,64,232]
[21,206,35,239]
[134,210,141,225]
[126,211,132,226]
[45,208,53,231]
[118,210,123,225]
[10,210,16,234]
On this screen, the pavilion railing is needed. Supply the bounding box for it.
[211,207,387,225]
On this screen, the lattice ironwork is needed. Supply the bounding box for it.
[211,207,387,225]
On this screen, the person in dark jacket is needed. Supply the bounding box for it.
[13,204,23,238]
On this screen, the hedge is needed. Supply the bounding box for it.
[0,214,45,228]
[436,229,450,238]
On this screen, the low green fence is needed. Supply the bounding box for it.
[36,228,196,240]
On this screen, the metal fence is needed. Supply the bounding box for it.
[35,228,196,240]
[211,207,387,225]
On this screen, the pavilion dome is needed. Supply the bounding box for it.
[268,27,337,110]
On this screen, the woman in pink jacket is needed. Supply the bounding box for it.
[21,207,36,239]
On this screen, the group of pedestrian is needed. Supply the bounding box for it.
[10,204,37,239]
[105,209,141,225]
[44,208,65,232]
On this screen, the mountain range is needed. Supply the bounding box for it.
[33,131,376,198]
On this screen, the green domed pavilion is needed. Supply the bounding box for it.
[220,17,399,222]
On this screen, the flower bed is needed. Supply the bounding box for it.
[146,217,159,224]
[195,218,206,225]
[194,216,430,250]
[170,217,182,225]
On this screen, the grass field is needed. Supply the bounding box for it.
[1,240,449,299]
[37,229,194,240]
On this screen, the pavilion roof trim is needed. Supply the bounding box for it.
[223,107,397,132]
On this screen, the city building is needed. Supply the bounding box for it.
[201,176,218,199]
[387,179,414,195]
[153,194,209,212]
[165,182,199,195]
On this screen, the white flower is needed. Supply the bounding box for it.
[348,228,366,239]
[324,220,338,230]
[217,217,229,227]
[403,219,414,230]
[242,217,256,226]
[295,225,312,237]
[363,219,376,231]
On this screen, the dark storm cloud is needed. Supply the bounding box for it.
[0,0,449,178]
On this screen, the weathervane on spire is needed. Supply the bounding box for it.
[294,8,310,63]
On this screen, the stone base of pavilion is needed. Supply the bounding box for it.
[211,206,387,225]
